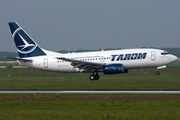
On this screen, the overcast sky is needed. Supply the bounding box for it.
[1,0,180,52]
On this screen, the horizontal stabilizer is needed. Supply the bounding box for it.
[5,56,33,62]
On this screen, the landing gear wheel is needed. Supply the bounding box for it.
[94,75,100,80]
[89,75,95,81]
[156,71,160,75]
[89,72,100,81]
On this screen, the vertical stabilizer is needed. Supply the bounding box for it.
[8,22,46,58]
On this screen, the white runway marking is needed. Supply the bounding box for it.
[0,90,180,94]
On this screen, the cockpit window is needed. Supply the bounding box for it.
[161,51,169,55]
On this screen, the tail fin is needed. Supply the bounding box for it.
[8,22,46,58]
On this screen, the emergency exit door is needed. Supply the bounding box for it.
[44,58,48,68]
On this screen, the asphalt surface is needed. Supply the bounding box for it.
[0,90,180,94]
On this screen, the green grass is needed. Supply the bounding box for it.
[0,94,180,120]
[0,66,180,90]
[1,101,178,120]
[0,67,180,119]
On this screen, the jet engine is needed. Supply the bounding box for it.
[103,64,128,74]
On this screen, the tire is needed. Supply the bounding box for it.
[156,71,160,75]
[94,75,100,80]
[89,75,95,81]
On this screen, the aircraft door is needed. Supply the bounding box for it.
[44,58,48,68]
[151,51,156,61]
[100,56,105,63]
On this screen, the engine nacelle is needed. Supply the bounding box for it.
[103,64,125,74]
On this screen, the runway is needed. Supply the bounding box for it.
[0,90,180,94]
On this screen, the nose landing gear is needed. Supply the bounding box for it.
[156,66,166,75]
[156,71,160,75]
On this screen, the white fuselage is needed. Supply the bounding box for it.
[8,22,178,80]
[17,48,177,73]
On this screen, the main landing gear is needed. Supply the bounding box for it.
[89,72,100,81]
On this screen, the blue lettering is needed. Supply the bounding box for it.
[124,54,131,60]
[131,53,138,60]
[111,55,118,61]
[116,54,124,61]
[142,53,147,59]
[111,52,147,61]
[137,53,147,59]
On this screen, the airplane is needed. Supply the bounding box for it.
[7,22,178,80]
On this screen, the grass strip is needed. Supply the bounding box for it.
[0,66,180,90]
[0,94,180,120]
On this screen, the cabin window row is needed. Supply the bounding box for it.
[57,57,112,63]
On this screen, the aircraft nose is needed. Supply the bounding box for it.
[171,55,178,62]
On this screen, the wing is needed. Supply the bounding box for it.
[56,57,104,71]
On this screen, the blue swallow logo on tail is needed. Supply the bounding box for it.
[16,32,36,53]
[8,22,46,58]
